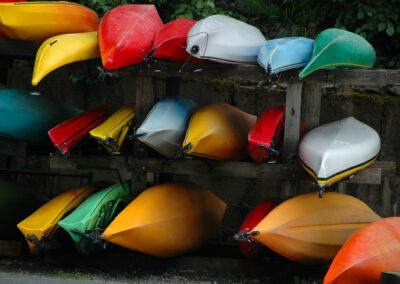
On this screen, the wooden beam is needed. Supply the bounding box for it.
[0,240,21,257]
[303,82,322,133]
[381,271,400,284]
[0,38,37,58]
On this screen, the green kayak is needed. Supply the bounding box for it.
[0,178,47,240]
[299,28,376,79]
[58,181,131,254]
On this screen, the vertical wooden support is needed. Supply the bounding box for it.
[338,182,347,194]
[303,82,322,133]
[283,82,303,162]
[382,176,392,217]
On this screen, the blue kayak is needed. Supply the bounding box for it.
[257,37,314,79]
[0,89,82,145]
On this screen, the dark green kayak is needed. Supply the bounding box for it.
[58,181,131,254]
[0,89,82,145]
[0,178,48,240]
[299,28,376,79]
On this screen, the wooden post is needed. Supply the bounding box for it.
[382,176,392,217]
[303,82,322,133]
[338,182,347,194]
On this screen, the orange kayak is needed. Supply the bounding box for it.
[250,192,380,264]
[324,217,400,284]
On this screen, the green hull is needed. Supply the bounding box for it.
[0,178,47,239]
[299,28,376,79]
[58,181,131,254]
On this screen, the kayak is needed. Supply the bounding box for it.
[235,198,280,258]
[136,97,198,158]
[299,117,380,188]
[299,28,376,79]
[0,89,82,145]
[0,178,47,240]
[98,4,163,70]
[186,15,266,64]
[0,0,26,38]
[89,104,135,154]
[149,18,203,63]
[58,182,131,255]
[324,217,400,284]
[257,37,313,80]
[248,105,285,163]
[101,182,226,257]
[249,192,380,264]
[17,183,99,254]
[32,31,100,86]
[48,105,115,155]
[182,103,257,160]
[0,1,98,41]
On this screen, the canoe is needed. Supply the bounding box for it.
[0,89,82,145]
[299,117,380,188]
[149,18,202,63]
[186,15,266,64]
[182,103,257,160]
[0,178,47,240]
[257,38,313,80]
[17,183,100,254]
[48,105,115,155]
[299,28,376,79]
[0,1,98,42]
[249,192,380,264]
[324,217,400,284]
[98,4,163,70]
[58,182,131,255]
[89,104,135,154]
[248,105,285,163]
[32,31,100,86]
[235,199,280,258]
[0,0,25,38]
[101,182,226,257]
[136,97,198,158]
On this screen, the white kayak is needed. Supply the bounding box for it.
[186,15,266,64]
[299,117,380,188]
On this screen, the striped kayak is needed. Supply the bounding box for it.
[58,182,131,255]
[0,1,98,41]
[299,117,380,189]
[48,105,115,155]
[136,97,198,158]
[99,5,163,70]
[299,28,376,79]
[249,192,380,264]
[32,31,100,86]
[101,182,226,257]
[17,184,100,254]
[0,89,82,145]
[89,104,135,154]
[187,15,266,64]
[324,217,400,284]
[182,103,257,160]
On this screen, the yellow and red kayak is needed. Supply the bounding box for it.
[17,183,100,254]
[32,31,100,86]
[250,192,380,264]
[0,1,98,41]
[102,182,226,257]
[182,103,256,160]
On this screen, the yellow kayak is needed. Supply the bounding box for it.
[250,192,380,264]
[0,1,98,41]
[89,104,135,154]
[32,31,100,86]
[17,183,99,254]
[101,182,226,257]
[182,103,256,160]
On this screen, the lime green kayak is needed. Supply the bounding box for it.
[299,28,376,79]
[58,181,131,254]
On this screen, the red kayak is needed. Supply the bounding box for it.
[48,105,115,155]
[248,105,285,163]
[0,0,26,38]
[237,199,280,258]
[98,5,163,70]
[324,217,400,284]
[149,18,203,63]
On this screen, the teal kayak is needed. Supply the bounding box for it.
[58,181,131,254]
[0,178,47,240]
[299,28,376,79]
[0,89,82,145]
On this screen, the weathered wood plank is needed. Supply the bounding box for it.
[303,82,322,132]
[381,271,400,284]
[0,240,21,257]
[0,38,37,58]
[135,76,155,125]
[346,168,382,185]
[0,140,26,157]
[382,176,392,217]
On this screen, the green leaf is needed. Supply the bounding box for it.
[196,2,203,9]
[366,11,372,16]
[378,22,386,32]
[388,60,395,67]
[397,26,400,34]
[386,23,395,36]
[357,10,364,20]
[360,31,367,38]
